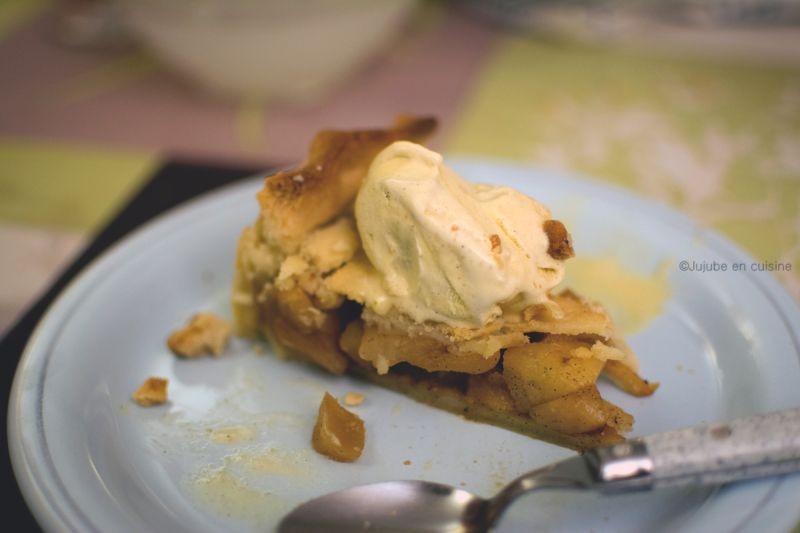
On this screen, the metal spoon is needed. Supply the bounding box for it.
[279,408,800,532]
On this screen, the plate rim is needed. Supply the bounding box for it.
[8,178,266,533]
[8,160,800,532]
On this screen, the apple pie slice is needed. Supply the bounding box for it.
[232,116,657,451]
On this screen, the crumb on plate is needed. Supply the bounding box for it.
[132,377,168,406]
[167,312,232,358]
[343,392,364,406]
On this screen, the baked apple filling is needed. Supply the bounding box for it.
[232,117,656,450]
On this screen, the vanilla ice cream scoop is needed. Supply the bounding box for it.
[354,141,569,327]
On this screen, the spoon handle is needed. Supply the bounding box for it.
[590,408,800,491]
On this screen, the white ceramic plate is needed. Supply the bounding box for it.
[9,160,800,533]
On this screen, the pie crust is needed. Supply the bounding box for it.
[232,117,657,450]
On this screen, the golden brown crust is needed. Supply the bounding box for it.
[357,323,501,375]
[256,116,437,253]
[132,377,168,406]
[350,289,613,350]
[233,117,437,339]
[167,313,232,358]
[518,290,613,339]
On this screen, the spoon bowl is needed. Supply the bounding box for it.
[278,480,488,533]
[279,409,800,533]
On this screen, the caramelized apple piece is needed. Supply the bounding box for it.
[274,285,326,332]
[603,360,659,397]
[503,338,605,410]
[358,324,500,375]
[467,372,518,414]
[603,400,634,433]
[528,386,608,434]
[312,392,365,462]
[339,320,366,361]
[270,314,348,375]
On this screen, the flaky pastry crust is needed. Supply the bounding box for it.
[231,116,656,450]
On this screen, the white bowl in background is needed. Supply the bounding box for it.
[116,0,419,104]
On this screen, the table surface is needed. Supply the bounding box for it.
[1,1,799,531]
[2,1,800,332]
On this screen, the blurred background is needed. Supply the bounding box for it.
[1,0,799,334]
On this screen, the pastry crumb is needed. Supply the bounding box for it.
[343,392,364,406]
[132,377,168,406]
[167,312,232,358]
